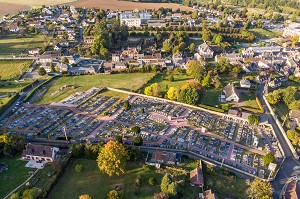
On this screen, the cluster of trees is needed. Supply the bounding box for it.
[246,178,273,199]
[0,134,25,157]
[248,114,260,125]
[144,83,160,97]
[266,86,300,111]
[71,142,104,159]
[263,153,275,165]
[162,32,189,54]
[287,130,300,147]
[9,188,39,199]
[152,173,178,199]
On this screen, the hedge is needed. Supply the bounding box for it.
[0,93,19,115]
[241,107,264,114]
[198,104,225,113]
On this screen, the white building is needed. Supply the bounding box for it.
[120,11,151,27]
[22,143,59,162]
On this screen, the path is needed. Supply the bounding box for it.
[3,169,39,199]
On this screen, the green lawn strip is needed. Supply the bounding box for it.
[33,73,156,104]
[0,156,35,198]
[200,88,222,106]
[240,92,260,110]
[0,60,32,80]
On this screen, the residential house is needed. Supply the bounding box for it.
[138,53,161,65]
[190,166,204,187]
[221,84,239,102]
[146,151,179,168]
[67,54,81,64]
[197,43,214,59]
[38,51,61,63]
[22,143,59,162]
[255,74,271,83]
[112,54,121,63]
[28,21,41,27]
[59,40,69,47]
[268,78,282,88]
[120,11,151,27]
[54,44,62,51]
[83,36,94,44]
[8,24,19,32]
[172,53,186,68]
[240,79,251,88]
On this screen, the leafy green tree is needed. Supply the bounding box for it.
[266,92,280,105]
[9,193,19,199]
[97,140,128,176]
[246,179,272,198]
[61,57,69,64]
[221,104,229,111]
[162,40,172,53]
[248,115,260,125]
[149,177,156,186]
[202,74,212,88]
[144,83,160,97]
[202,29,212,42]
[289,100,300,110]
[133,136,143,146]
[99,47,110,59]
[263,153,275,165]
[38,67,46,76]
[287,130,300,146]
[160,174,177,196]
[107,190,120,199]
[22,189,38,199]
[70,144,84,158]
[75,164,83,173]
[189,43,195,52]
[131,126,141,134]
[214,34,223,46]
[168,75,174,82]
[123,100,131,110]
[50,62,55,72]
[167,86,179,100]
[186,60,206,82]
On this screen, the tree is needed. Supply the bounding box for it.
[214,34,223,46]
[292,34,299,46]
[186,60,206,82]
[107,190,120,199]
[133,136,143,146]
[202,29,212,42]
[144,83,160,97]
[79,194,92,199]
[246,178,273,198]
[99,47,110,59]
[289,100,300,110]
[131,126,141,134]
[263,153,275,165]
[202,74,212,88]
[177,86,199,105]
[50,62,55,72]
[248,115,260,125]
[9,193,19,199]
[123,100,131,110]
[75,164,83,173]
[160,174,177,196]
[149,177,156,186]
[189,43,195,52]
[38,67,46,76]
[71,144,84,158]
[266,92,280,105]
[168,75,174,82]
[22,189,38,199]
[97,140,128,176]
[167,87,179,100]
[162,40,172,53]
[287,130,300,146]
[61,57,69,64]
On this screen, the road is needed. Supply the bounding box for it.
[257,83,299,198]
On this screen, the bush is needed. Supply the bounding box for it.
[221,104,229,111]
[149,177,156,186]
[248,114,260,125]
[75,164,83,173]
[263,153,275,165]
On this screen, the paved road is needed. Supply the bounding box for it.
[257,83,299,198]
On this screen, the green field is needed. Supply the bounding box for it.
[249,28,282,40]
[48,159,163,199]
[201,88,222,106]
[0,35,48,55]
[141,73,193,96]
[34,73,156,104]
[0,60,32,80]
[0,156,35,198]
[240,92,260,111]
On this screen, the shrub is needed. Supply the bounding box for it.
[149,177,156,186]
[75,164,83,173]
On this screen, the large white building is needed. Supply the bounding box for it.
[120,11,151,27]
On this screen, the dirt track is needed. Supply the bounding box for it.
[66,0,194,11]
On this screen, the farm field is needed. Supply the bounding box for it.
[48,159,163,199]
[33,73,156,104]
[66,0,194,11]
[0,156,35,198]
[0,35,49,55]
[0,2,28,15]
[0,0,76,8]
[0,60,32,80]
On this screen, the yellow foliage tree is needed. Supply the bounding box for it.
[79,194,91,199]
[97,140,128,176]
[167,87,178,100]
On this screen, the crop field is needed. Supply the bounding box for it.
[0,0,76,8]
[0,60,32,80]
[0,2,28,15]
[0,35,49,55]
[33,73,156,104]
[66,0,194,11]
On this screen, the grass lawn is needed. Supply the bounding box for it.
[48,159,163,199]
[34,73,156,104]
[273,102,289,121]
[0,34,48,55]
[0,60,32,80]
[0,156,35,198]
[249,28,282,40]
[240,92,260,110]
[201,88,221,106]
[141,73,193,96]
